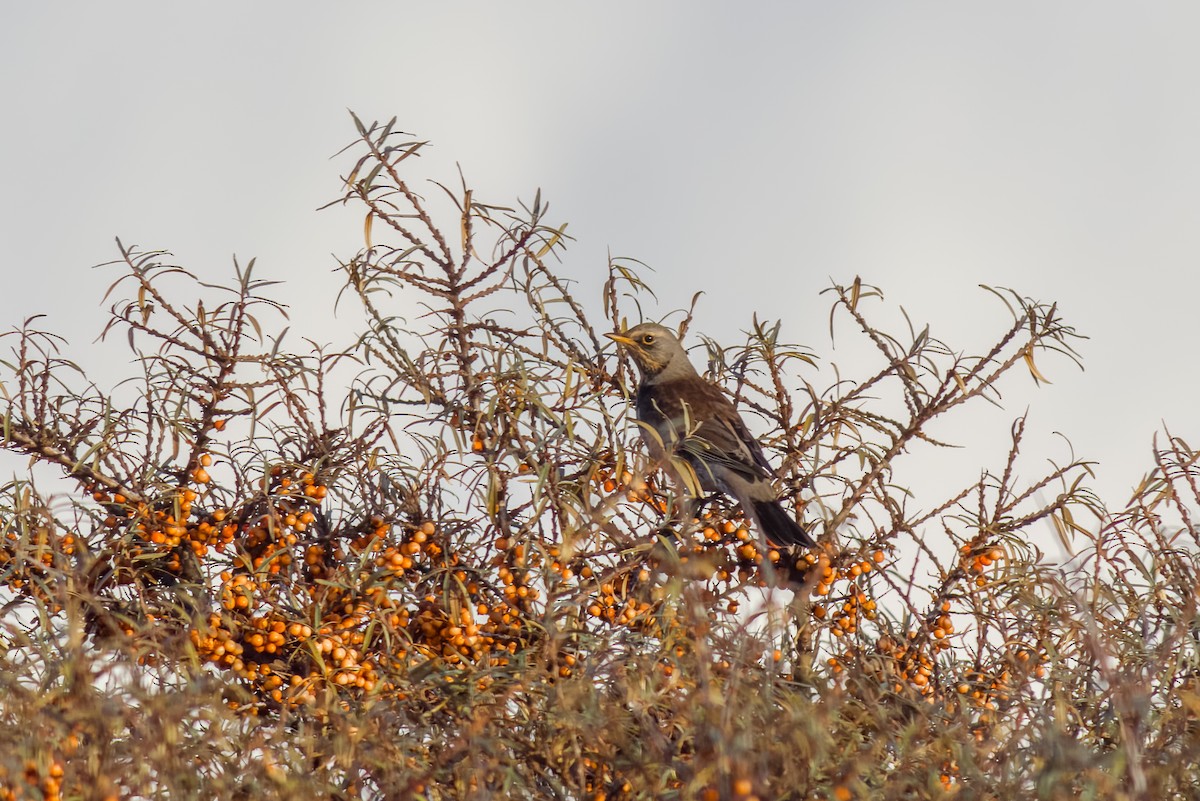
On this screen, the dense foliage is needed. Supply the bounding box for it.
[1,116,1197,800]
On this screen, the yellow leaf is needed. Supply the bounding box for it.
[562,364,574,400]
[1023,346,1051,384]
[672,457,704,497]
[364,211,374,249]
[1056,509,1077,555]
[536,223,569,259]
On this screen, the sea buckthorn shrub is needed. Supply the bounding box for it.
[0,116,1197,800]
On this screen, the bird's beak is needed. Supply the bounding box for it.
[605,332,637,348]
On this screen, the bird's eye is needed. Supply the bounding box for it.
[641,334,655,345]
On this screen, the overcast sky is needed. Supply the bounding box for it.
[3,4,1198,517]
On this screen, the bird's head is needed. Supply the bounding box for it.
[605,323,696,383]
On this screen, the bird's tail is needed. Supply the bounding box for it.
[752,499,815,548]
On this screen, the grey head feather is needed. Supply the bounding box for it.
[618,323,699,385]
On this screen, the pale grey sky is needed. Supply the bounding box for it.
[3,4,1198,511]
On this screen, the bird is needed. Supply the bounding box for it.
[606,322,815,548]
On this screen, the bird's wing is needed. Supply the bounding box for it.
[683,404,775,481]
[648,381,774,482]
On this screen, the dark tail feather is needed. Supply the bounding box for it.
[752,499,815,548]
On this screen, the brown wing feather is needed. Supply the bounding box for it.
[639,379,776,481]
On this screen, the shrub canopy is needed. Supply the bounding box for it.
[1,116,1197,800]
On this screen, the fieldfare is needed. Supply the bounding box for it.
[606,323,815,548]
